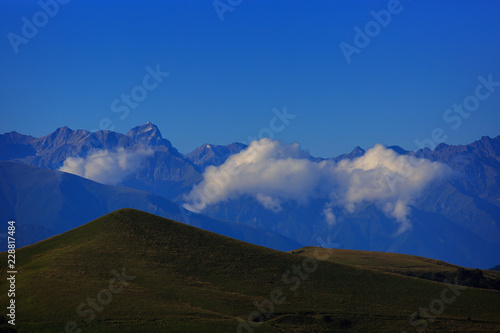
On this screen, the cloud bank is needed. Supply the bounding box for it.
[59,146,153,185]
[183,139,453,234]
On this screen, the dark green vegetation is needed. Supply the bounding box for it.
[1,209,500,332]
[295,248,500,291]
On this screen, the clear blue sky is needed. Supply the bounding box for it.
[1,0,500,157]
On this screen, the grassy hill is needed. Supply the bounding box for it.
[293,247,500,288]
[1,209,500,332]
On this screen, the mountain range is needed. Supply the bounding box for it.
[0,123,499,268]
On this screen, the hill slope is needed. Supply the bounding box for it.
[0,161,301,252]
[1,209,499,332]
[294,247,500,290]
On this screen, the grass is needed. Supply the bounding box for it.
[293,247,500,287]
[0,208,499,332]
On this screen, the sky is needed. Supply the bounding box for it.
[1,0,500,158]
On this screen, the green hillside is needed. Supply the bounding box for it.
[1,209,500,332]
[293,247,500,288]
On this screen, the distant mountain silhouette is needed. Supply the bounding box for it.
[1,124,499,268]
[0,124,200,199]
[186,142,247,169]
[0,161,302,252]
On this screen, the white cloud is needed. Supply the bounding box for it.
[256,194,283,212]
[183,139,453,234]
[322,207,336,226]
[59,146,154,185]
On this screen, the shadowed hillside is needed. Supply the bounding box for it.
[294,247,500,290]
[1,209,499,332]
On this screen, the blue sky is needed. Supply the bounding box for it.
[1,0,500,157]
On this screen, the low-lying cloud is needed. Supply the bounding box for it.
[183,139,453,234]
[59,146,154,185]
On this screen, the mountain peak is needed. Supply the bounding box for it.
[126,122,172,147]
[127,122,160,136]
[348,146,365,157]
[54,125,73,134]
[352,146,365,153]
[332,146,366,162]
[387,145,409,155]
[44,126,76,142]
[186,142,247,169]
